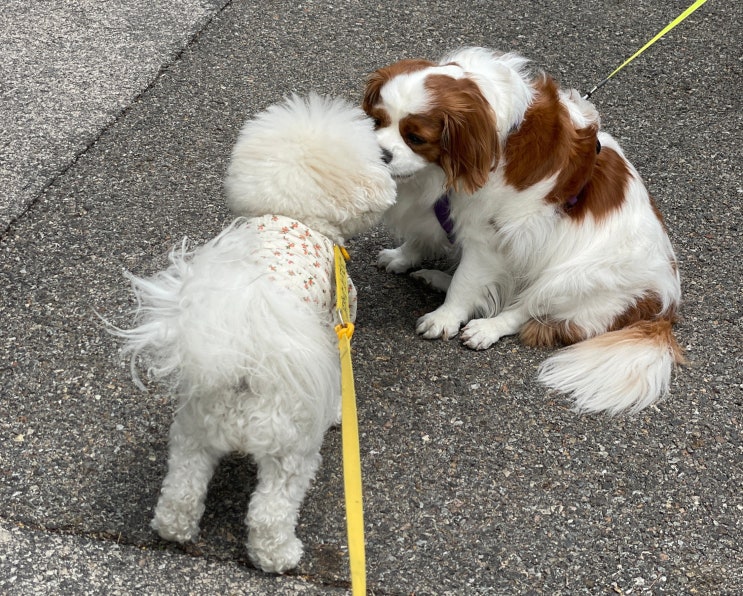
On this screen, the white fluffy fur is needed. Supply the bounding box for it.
[537,327,677,416]
[370,48,682,415]
[112,94,395,573]
[225,94,395,245]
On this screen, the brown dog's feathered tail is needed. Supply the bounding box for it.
[538,317,685,416]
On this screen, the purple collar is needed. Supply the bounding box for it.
[434,192,456,243]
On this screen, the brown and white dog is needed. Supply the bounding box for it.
[363,47,684,415]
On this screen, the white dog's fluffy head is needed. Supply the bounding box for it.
[224,94,397,244]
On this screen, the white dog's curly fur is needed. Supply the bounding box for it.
[113,94,395,573]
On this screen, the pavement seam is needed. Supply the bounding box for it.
[0,0,236,241]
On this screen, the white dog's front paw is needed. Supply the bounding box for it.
[416,307,465,339]
[461,318,503,350]
[377,247,416,273]
[248,531,303,574]
[151,499,202,543]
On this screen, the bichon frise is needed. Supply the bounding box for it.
[114,94,396,573]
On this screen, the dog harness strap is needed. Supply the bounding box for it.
[434,191,456,243]
[333,245,366,595]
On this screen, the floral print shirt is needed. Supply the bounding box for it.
[245,214,357,324]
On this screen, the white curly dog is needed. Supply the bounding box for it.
[114,94,396,573]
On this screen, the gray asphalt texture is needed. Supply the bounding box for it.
[1,1,740,594]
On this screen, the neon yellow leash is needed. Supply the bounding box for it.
[584,0,709,98]
[333,244,365,595]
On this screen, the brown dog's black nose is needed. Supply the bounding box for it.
[381,149,393,164]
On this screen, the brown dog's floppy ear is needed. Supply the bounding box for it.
[362,70,386,115]
[433,77,499,194]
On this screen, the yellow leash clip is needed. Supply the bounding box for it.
[333,244,365,595]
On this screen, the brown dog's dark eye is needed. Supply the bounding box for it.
[373,117,382,129]
[406,133,425,146]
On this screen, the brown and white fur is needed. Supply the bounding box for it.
[363,47,684,415]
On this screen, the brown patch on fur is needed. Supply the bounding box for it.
[608,294,668,331]
[608,295,686,364]
[362,59,435,117]
[606,318,686,365]
[421,75,499,193]
[397,113,445,163]
[522,294,685,364]
[366,105,391,129]
[568,146,631,223]
[504,77,598,195]
[504,76,631,222]
[520,318,587,348]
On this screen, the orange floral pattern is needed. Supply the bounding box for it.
[245,214,357,322]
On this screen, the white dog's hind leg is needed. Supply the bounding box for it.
[246,451,321,573]
[151,412,224,543]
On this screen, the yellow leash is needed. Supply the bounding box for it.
[333,244,365,595]
[584,0,709,98]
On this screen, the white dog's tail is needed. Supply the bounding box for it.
[112,223,339,416]
[537,318,685,416]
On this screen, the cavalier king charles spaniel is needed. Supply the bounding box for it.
[363,47,684,416]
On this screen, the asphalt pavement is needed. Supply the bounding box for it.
[1,1,741,594]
